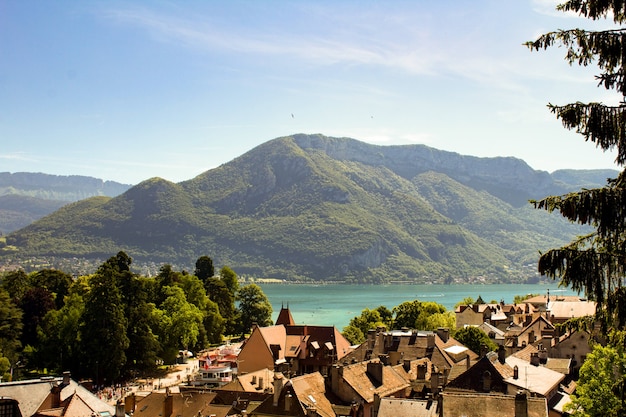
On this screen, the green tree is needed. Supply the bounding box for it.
[220,266,239,295]
[424,311,456,332]
[392,300,423,329]
[236,284,272,334]
[80,264,129,383]
[194,255,215,283]
[19,287,55,349]
[29,269,73,309]
[566,344,626,417]
[513,293,538,304]
[342,325,365,345]
[155,286,204,363]
[526,1,626,330]
[455,297,475,308]
[454,326,497,355]
[206,277,237,334]
[179,273,224,348]
[348,308,386,336]
[118,274,160,377]
[414,301,448,330]
[0,287,22,376]
[38,289,84,375]
[0,270,29,301]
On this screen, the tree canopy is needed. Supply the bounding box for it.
[526,0,626,330]
[566,343,626,417]
[0,251,258,383]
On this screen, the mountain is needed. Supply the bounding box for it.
[0,134,616,283]
[0,172,132,234]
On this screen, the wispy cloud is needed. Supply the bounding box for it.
[100,5,449,75]
[0,152,36,162]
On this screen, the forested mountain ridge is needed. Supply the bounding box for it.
[0,134,616,282]
[0,172,132,234]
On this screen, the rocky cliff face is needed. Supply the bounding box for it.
[291,134,564,207]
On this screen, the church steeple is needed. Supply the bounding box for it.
[276,303,295,326]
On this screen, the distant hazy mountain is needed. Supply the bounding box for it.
[0,172,132,234]
[0,135,617,282]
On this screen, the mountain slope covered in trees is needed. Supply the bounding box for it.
[0,134,615,282]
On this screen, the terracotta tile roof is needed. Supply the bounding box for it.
[377,397,438,417]
[525,294,584,305]
[133,391,226,417]
[545,358,572,375]
[258,325,288,360]
[441,392,548,417]
[0,377,114,417]
[224,368,277,393]
[547,301,596,319]
[340,360,410,403]
[504,356,565,397]
[285,335,303,358]
[291,373,335,417]
[511,344,539,362]
[275,306,295,326]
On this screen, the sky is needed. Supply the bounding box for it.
[0,0,622,185]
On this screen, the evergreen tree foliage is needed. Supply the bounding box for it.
[206,277,237,335]
[79,260,129,383]
[526,0,626,330]
[194,255,214,283]
[0,287,22,378]
[38,290,84,375]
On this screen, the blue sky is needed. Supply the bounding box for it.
[0,1,621,185]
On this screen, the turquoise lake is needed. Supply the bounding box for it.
[258,283,580,330]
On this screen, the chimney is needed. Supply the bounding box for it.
[258,377,264,390]
[50,384,62,408]
[284,393,292,413]
[115,400,125,417]
[436,327,449,342]
[252,375,257,385]
[389,351,402,365]
[515,390,528,417]
[513,365,519,380]
[431,371,441,393]
[403,359,411,372]
[530,353,540,366]
[125,393,136,414]
[417,363,427,379]
[163,391,173,417]
[498,345,506,364]
[62,371,71,386]
[367,329,376,350]
[273,373,283,407]
[427,333,435,348]
[367,361,384,385]
[480,344,488,358]
[538,345,548,364]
